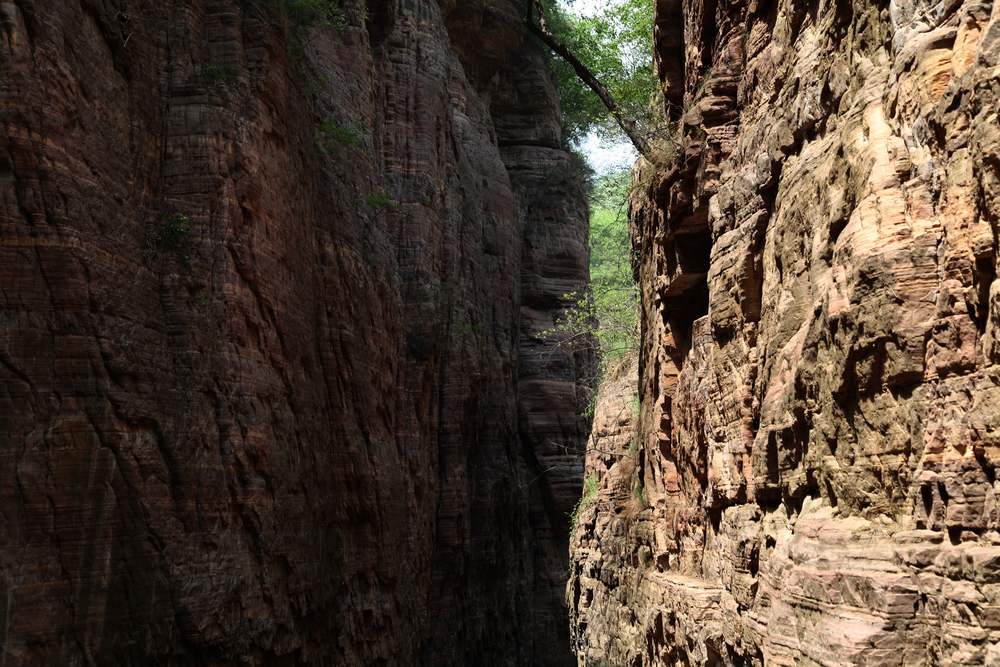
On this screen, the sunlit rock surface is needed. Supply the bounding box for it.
[569,0,1000,664]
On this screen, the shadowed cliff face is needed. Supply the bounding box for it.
[570,0,1000,664]
[0,0,588,664]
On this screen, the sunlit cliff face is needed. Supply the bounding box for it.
[569,0,1000,664]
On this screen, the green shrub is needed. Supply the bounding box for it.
[540,168,639,382]
[158,214,191,252]
[280,0,346,28]
[569,473,599,530]
[633,482,646,508]
[149,213,194,265]
[316,117,364,150]
[365,192,394,209]
[201,64,236,86]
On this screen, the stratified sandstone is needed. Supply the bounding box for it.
[0,0,587,664]
[569,0,1000,664]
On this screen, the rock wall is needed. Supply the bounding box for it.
[494,40,595,660]
[0,0,588,664]
[570,0,1000,664]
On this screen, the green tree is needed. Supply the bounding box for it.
[528,0,661,157]
[533,3,646,387]
[588,169,639,361]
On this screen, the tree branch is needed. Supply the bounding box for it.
[526,0,653,161]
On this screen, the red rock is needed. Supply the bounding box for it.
[0,1,588,664]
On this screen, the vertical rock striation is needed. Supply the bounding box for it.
[0,0,587,664]
[570,0,1000,664]
[494,41,595,663]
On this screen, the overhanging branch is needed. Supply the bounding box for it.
[526,0,653,161]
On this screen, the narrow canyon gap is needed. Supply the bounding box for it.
[569,0,1000,664]
[0,0,591,664]
[6,0,1000,665]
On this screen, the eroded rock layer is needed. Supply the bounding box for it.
[569,0,1000,664]
[0,0,587,664]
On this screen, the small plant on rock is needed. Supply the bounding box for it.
[149,213,195,265]
[365,192,395,209]
[569,473,599,531]
[280,0,347,29]
[158,214,191,252]
[316,117,365,151]
[201,64,236,87]
[633,482,646,509]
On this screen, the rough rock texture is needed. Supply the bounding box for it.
[495,41,595,659]
[570,0,1000,664]
[0,0,587,664]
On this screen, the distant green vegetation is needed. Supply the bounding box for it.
[543,168,639,375]
[588,169,639,365]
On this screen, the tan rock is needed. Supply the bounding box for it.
[570,0,1000,663]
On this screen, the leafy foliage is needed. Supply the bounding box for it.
[279,0,347,28]
[588,169,639,361]
[147,213,194,265]
[538,0,658,144]
[316,117,365,150]
[158,214,191,252]
[542,168,638,375]
[365,192,395,209]
[200,64,236,86]
[633,481,646,508]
